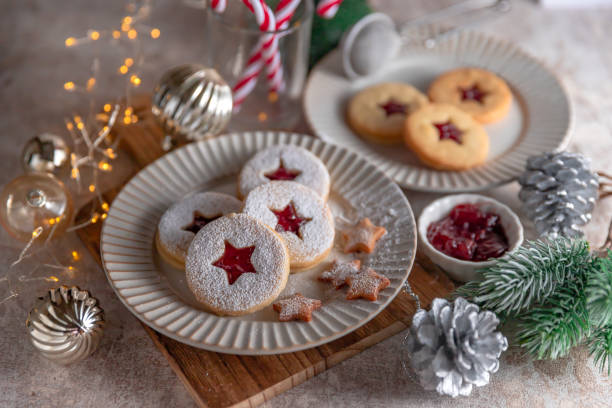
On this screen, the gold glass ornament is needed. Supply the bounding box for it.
[0,172,73,241]
[21,133,70,174]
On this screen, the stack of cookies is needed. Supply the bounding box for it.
[155,145,389,322]
[347,67,513,171]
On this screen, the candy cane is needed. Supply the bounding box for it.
[233,0,301,107]
[316,0,343,19]
[210,0,226,13]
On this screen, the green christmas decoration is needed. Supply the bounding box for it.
[310,0,371,67]
[455,238,612,375]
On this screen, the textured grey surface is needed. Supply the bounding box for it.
[1,0,612,407]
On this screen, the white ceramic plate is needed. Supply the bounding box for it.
[100,132,416,355]
[304,30,572,192]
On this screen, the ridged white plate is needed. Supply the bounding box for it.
[304,30,572,192]
[100,132,416,355]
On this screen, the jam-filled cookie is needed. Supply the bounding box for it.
[242,181,335,272]
[238,145,330,200]
[428,68,512,124]
[185,213,290,316]
[347,82,429,144]
[156,192,242,269]
[404,104,489,171]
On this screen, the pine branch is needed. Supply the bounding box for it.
[588,325,612,376]
[516,280,590,360]
[454,238,593,316]
[586,251,612,327]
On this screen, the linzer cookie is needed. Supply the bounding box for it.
[404,104,489,171]
[185,213,290,316]
[347,82,429,144]
[428,68,512,124]
[238,145,330,200]
[242,181,335,271]
[156,192,242,269]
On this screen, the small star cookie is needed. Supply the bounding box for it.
[343,218,386,253]
[346,268,390,301]
[319,259,361,289]
[273,293,322,322]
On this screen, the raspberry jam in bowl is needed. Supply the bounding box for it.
[418,194,523,282]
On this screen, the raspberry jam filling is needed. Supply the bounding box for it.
[434,121,463,144]
[182,212,221,234]
[379,99,407,116]
[212,241,257,285]
[427,203,509,262]
[264,161,301,181]
[460,85,487,103]
[271,202,311,238]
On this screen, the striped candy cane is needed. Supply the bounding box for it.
[233,0,301,107]
[316,0,343,19]
[210,0,226,13]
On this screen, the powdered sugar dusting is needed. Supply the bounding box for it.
[185,213,289,315]
[272,293,322,322]
[319,259,361,288]
[157,192,242,263]
[242,181,335,268]
[238,145,330,199]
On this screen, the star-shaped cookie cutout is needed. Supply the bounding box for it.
[319,259,361,289]
[343,218,386,253]
[182,211,221,234]
[264,160,301,181]
[379,98,407,116]
[346,268,390,301]
[459,84,488,104]
[273,293,322,322]
[271,202,312,239]
[212,241,257,285]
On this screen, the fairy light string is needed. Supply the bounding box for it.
[6,1,161,292]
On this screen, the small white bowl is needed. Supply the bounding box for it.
[418,194,524,282]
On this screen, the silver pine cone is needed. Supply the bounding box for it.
[518,151,599,238]
[404,298,508,397]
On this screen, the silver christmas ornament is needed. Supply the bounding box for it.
[403,297,508,398]
[518,151,599,238]
[26,286,104,365]
[22,133,70,174]
[152,64,232,150]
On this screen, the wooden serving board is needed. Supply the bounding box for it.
[76,96,454,408]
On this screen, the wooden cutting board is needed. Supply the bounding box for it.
[76,96,455,408]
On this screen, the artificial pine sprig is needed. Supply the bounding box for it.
[586,252,612,327]
[455,238,592,316]
[453,238,612,375]
[588,325,612,375]
[517,281,590,360]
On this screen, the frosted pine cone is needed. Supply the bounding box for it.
[404,298,508,397]
[518,151,599,238]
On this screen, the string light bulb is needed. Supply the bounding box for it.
[65,37,77,47]
[89,30,100,40]
[150,28,160,39]
[130,75,141,86]
[88,184,96,192]
[112,30,121,39]
[124,58,134,67]
[86,77,96,91]
[103,104,112,112]
[127,29,137,39]
[71,251,80,261]
[118,65,128,74]
[64,81,75,91]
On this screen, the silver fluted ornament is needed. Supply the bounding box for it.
[403,297,508,398]
[22,133,70,174]
[518,151,599,238]
[26,286,104,365]
[152,64,232,150]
